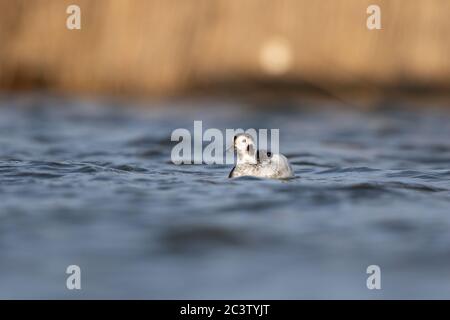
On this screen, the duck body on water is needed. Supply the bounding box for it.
[229,133,294,179]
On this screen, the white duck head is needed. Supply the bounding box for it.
[233,133,257,165]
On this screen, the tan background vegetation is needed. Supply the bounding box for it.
[0,0,449,97]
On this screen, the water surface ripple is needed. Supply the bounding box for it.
[0,96,449,298]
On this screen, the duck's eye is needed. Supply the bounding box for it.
[242,139,246,143]
[267,152,272,157]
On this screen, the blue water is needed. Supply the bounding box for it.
[0,94,449,298]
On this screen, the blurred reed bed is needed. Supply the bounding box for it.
[0,0,449,99]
